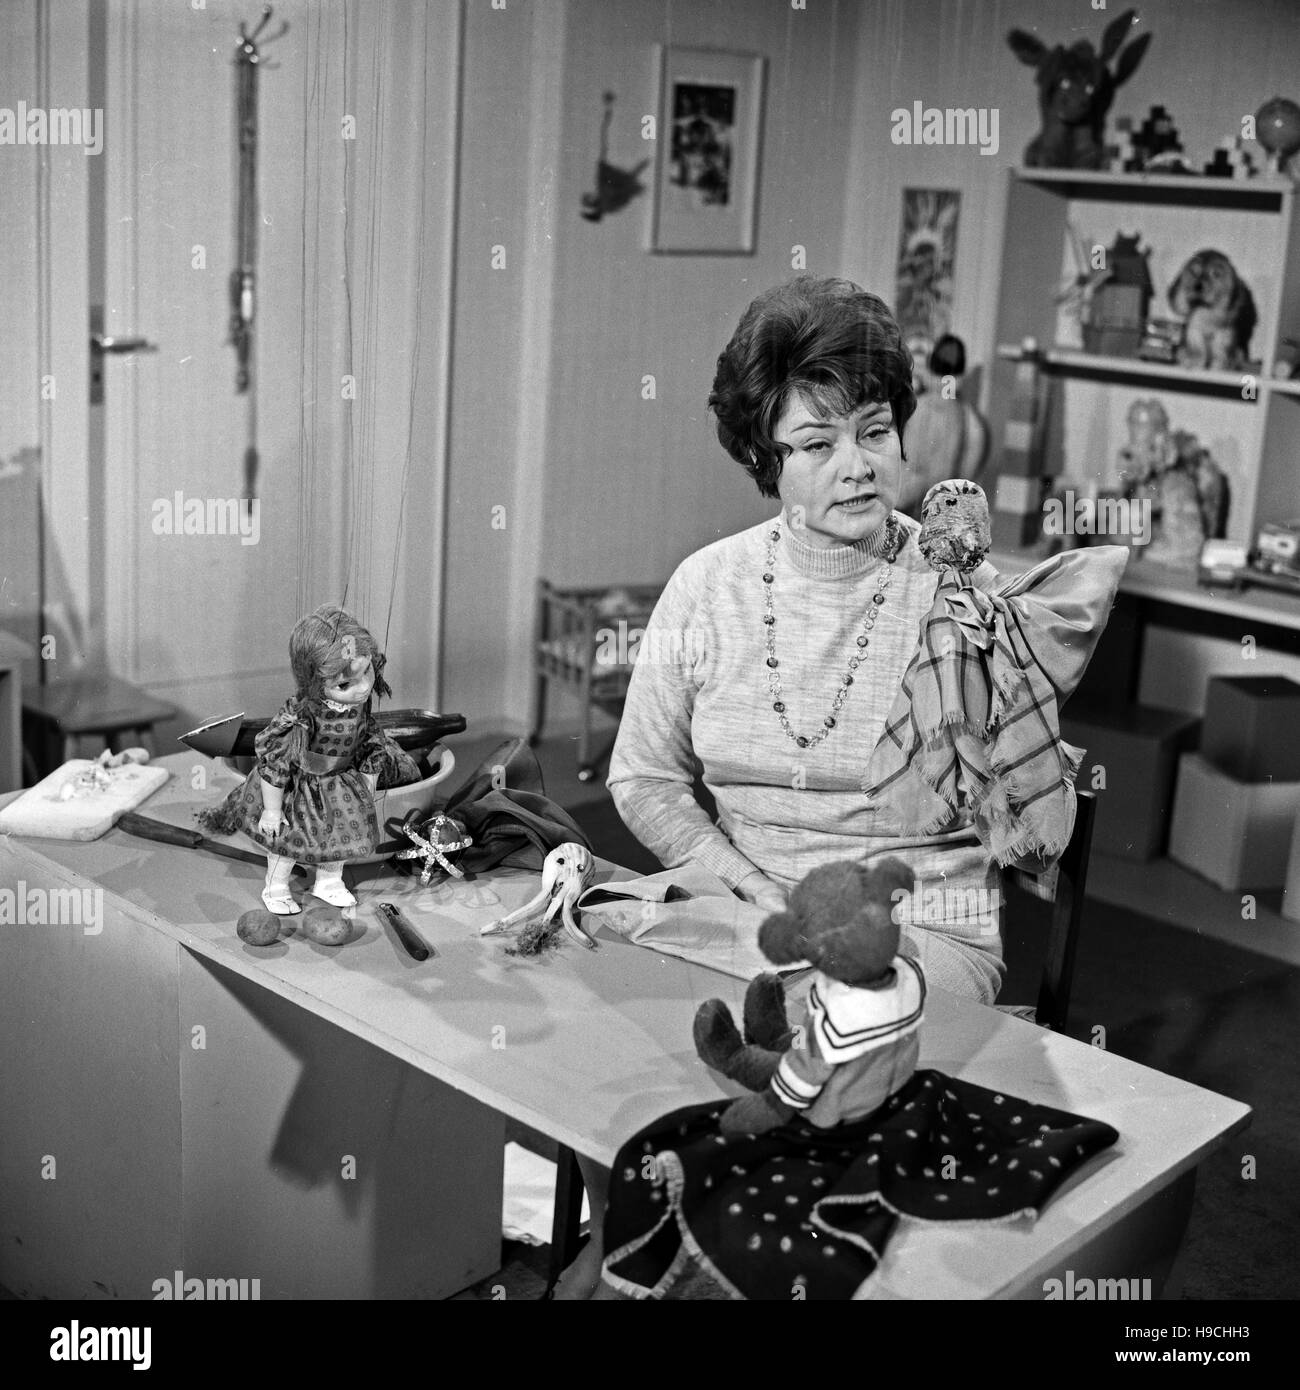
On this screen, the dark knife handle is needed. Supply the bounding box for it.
[117,812,203,849]
[377,901,433,961]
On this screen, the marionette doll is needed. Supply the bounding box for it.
[198,605,420,913]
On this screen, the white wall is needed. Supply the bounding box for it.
[442,0,865,728]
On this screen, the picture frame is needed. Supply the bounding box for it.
[650,45,765,254]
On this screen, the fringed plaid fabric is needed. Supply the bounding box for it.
[863,547,1129,868]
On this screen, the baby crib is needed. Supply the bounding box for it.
[528,578,664,782]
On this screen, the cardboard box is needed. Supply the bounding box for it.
[1063,705,1200,860]
[1201,675,1300,782]
[1168,751,1300,890]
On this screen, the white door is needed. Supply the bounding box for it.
[4,0,460,745]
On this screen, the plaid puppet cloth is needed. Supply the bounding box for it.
[863,547,1129,867]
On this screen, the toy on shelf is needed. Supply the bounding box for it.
[1255,96,1300,179]
[694,857,923,1137]
[196,605,422,915]
[1008,8,1150,170]
[480,842,598,953]
[1055,222,1112,334]
[1083,231,1153,356]
[897,335,989,517]
[1108,105,1188,173]
[1167,250,1258,370]
[1138,317,1184,363]
[1256,519,1300,577]
[1117,399,1230,568]
[1204,134,1258,180]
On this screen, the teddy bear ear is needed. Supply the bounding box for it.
[759,912,810,966]
[866,856,915,902]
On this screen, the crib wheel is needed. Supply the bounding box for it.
[577,765,596,783]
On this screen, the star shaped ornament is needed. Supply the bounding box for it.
[396,813,473,884]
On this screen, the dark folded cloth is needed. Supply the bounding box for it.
[602,1068,1118,1300]
[384,736,592,874]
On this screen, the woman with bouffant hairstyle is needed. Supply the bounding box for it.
[547,276,1014,1299]
[709,276,918,499]
[609,275,1003,976]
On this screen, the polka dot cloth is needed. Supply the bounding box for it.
[602,1070,1118,1300]
[207,699,416,865]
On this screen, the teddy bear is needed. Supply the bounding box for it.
[693,857,925,1137]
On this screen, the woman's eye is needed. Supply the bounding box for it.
[804,440,831,454]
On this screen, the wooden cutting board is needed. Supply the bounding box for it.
[0,760,171,840]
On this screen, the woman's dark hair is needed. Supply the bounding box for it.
[708,275,917,499]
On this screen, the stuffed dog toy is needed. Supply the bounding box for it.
[1168,250,1257,370]
[693,858,925,1137]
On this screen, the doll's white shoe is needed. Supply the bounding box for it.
[262,884,301,915]
[310,871,356,908]
[263,855,301,914]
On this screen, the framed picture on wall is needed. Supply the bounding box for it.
[650,46,765,254]
[895,188,961,374]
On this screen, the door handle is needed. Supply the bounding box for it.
[91,334,158,354]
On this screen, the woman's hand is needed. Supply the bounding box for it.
[734,870,788,915]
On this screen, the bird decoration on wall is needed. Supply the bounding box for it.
[580,90,650,222]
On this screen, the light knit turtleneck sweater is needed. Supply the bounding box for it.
[607,509,1000,927]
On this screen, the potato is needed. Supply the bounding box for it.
[237,909,282,947]
[302,907,352,947]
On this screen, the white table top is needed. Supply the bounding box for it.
[0,753,1252,1299]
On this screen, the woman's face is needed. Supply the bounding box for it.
[772,389,904,549]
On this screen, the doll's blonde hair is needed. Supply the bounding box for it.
[289,605,392,704]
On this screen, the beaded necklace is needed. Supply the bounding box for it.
[761,517,901,749]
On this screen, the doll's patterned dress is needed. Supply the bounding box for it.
[210,699,419,864]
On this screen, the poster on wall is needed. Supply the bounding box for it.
[895,188,961,372]
[650,46,765,254]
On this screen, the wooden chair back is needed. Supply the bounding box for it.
[1002,789,1098,1033]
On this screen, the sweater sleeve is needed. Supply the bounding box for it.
[606,556,762,891]
[770,1042,836,1112]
